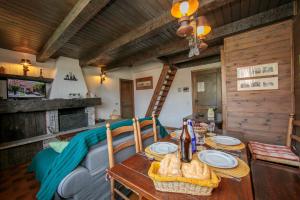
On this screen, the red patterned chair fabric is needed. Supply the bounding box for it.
[248,141,300,167]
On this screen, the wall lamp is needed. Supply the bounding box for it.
[100,67,106,84]
[20,58,31,76]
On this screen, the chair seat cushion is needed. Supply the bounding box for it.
[249,141,299,162]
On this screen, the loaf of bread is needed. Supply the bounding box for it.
[181,160,211,180]
[158,154,182,177]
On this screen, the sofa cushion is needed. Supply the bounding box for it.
[249,141,300,167]
[57,166,92,198]
[49,141,69,153]
[81,132,137,174]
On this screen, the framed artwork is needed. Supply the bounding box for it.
[237,77,278,91]
[237,63,278,78]
[136,76,153,90]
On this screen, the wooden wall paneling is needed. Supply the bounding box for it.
[293,0,300,154]
[223,20,293,144]
[0,112,46,143]
[221,46,228,130]
[294,2,300,119]
[0,142,43,170]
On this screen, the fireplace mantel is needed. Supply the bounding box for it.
[0,98,102,114]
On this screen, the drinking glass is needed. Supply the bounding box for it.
[208,122,215,133]
[197,132,205,145]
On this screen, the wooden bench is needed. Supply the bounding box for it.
[251,160,300,200]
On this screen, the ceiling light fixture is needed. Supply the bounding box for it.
[171,0,199,18]
[195,16,211,39]
[171,0,199,37]
[171,0,212,58]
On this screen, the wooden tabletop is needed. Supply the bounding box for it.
[108,137,253,200]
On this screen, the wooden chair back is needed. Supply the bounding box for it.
[136,114,158,152]
[106,119,139,200]
[106,118,139,168]
[287,113,300,147]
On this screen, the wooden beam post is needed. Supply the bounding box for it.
[166,45,221,64]
[110,2,293,68]
[79,0,238,66]
[37,0,110,62]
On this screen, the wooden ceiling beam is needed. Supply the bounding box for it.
[36,0,110,62]
[177,55,221,68]
[165,45,221,64]
[111,2,293,68]
[79,0,238,66]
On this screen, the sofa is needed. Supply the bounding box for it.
[51,124,159,200]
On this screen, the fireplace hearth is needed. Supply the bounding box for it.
[58,108,88,131]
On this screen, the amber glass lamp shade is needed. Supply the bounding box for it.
[198,41,208,49]
[196,16,211,39]
[171,0,199,18]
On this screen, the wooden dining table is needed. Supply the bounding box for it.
[107,135,253,200]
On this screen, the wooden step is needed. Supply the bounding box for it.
[167,71,176,76]
[162,82,172,87]
[161,86,170,91]
[165,77,174,81]
[145,64,177,117]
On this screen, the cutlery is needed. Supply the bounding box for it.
[137,152,154,161]
[216,171,242,182]
[207,148,241,158]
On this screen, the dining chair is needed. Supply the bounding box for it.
[136,114,158,152]
[106,118,140,200]
[248,113,300,167]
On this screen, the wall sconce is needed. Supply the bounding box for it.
[100,68,106,84]
[20,59,31,76]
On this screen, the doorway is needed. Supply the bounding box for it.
[191,68,222,119]
[120,79,134,119]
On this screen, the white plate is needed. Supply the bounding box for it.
[149,142,178,155]
[212,136,241,146]
[198,150,238,169]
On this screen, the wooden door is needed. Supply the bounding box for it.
[120,79,134,119]
[192,68,222,117]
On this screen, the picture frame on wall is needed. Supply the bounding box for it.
[136,76,153,90]
[237,63,278,78]
[237,77,278,91]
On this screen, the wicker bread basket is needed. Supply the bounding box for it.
[148,162,220,196]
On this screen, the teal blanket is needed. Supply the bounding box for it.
[29,148,59,182]
[28,117,168,200]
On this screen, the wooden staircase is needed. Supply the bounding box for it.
[145,64,177,117]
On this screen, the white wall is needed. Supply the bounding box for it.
[0,48,89,100]
[132,61,221,128]
[0,48,55,77]
[82,60,220,126]
[132,62,163,117]
[49,57,88,99]
[83,67,133,119]
[0,48,56,99]
[160,63,221,127]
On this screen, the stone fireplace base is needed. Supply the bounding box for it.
[46,107,95,134]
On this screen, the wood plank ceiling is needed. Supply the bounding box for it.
[0,0,294,68]
[0,0,79,54]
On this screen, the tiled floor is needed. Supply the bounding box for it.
[0,163,39,200]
